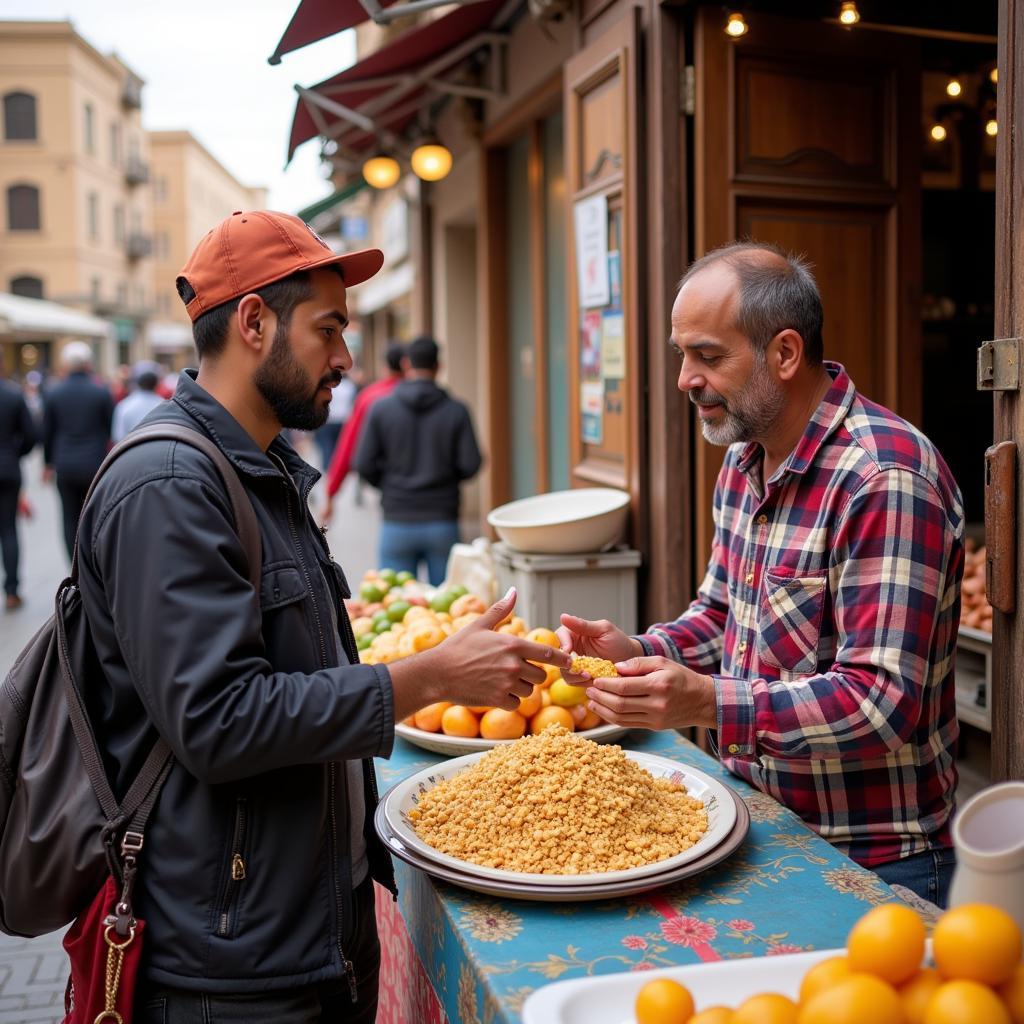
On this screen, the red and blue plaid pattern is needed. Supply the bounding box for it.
[638,363,964,867]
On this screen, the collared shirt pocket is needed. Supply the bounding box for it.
[757,567,828,674]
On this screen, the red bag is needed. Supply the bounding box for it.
[63,876,145,1023]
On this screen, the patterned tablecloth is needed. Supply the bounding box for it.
[373,729,899,1024]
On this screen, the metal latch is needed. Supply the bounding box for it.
[977,338,1020,391]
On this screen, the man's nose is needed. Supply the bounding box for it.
[331,341,354,373]
[677,359,706,394]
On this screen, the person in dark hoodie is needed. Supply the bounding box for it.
[355,335,481,584]
[0,352,37,610]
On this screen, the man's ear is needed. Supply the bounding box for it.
[236,294,267,354]
[772,328,805,382]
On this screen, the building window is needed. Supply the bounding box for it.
[7,184,40,230]
[154,176,167,202]
[9,275,43,299]
[90,276,101,302]
[87,191,99,242]
[3,91,37,141]
[110,121,121,166]
[113,204,124,244]
[84,102,95,154]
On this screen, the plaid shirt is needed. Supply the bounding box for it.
[638,363,964,867]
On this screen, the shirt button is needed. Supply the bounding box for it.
[745,572,755,585]
[756,514,768,525]
[727,743,740,754]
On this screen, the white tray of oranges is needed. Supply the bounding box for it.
[523,901,1024,1024]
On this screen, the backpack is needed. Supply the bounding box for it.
[0,423,261,937]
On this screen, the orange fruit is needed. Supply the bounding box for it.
[798,956,852,1005]
[634,978,694,1024]
[932,904,1022,986]
[440,705,479,737]
[578,707,603,730]
[797,973,905,1024]
[479,708,527,740]
[516,685,543,719]
[899,967,943,1024]
[540,688,552,707]
[539,663,562,688]
[923,979,1012,1024]
[846,902,925,985]
[529,706,574,734]
[690,1009,733,1024]
[468,706,494,714]
[731,992,799,1023]
[550,679,588,707]
[410,625,446,651]
[998,963,1024,1024]
[526,627,561,647]
[412,701,452,732]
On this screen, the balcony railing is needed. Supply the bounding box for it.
[124,156,149,187]
[125,232,152,261]
[122,77,143,109]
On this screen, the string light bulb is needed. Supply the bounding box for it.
[838,2,860,26]
[986,119,998,137]
[929,124,948,143]
[362,155,401,190]
[990,67,998,84]
[725,12,748,37]
[410,140,453,182]
[945,78,962,98]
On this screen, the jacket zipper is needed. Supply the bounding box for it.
[282,478,357,998]
[216,797,248,937]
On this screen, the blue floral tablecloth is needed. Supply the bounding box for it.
[374,730,897,1024]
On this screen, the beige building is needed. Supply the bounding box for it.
[0,20,154,373]
[147,130,266,363]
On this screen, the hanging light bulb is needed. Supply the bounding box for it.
[725,12,748,37]
[838,2,860,26]
[362,154,401,190]
[986,119,998,137]
[929,124,948,143]
[990,67,998,84]
[945,78,962,98]
[410,139,453,182]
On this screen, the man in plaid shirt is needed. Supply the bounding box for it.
[559,242,964,905]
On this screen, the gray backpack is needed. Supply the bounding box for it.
[0,423,260,937]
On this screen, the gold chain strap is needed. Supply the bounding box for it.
[92,923,134,1024]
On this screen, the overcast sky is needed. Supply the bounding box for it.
[0,0,356,213]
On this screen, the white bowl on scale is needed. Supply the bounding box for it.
[486,488,630,554]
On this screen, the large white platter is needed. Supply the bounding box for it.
[381,748,736,887]
[394,721,629,756]
[523,947,841,1023]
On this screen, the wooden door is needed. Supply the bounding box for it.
[692,9,921,566]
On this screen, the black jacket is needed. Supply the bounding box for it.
[77,371,396,992]
[0,380,35,484]
[355,378,481,522]
[43,371,114,480]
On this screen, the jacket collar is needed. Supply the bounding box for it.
[171,369,319,492]
[736,361,856,479]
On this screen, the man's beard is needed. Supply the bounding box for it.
[254,322,341,431]
[690,351,785,446]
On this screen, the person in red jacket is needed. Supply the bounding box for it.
[320,341,405,522]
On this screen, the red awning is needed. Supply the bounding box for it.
[287,0,504,162]
[268,0,399,65]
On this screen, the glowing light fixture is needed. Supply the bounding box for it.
[986,119,998,137]
[929,124,948,143]
[362,155,401,190]
[725,12,748,37]
[990,67,998,84]
[945,78,962,98]
[410,140,453,182]
[838,2,860,26]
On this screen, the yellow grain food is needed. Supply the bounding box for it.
[407,725,707,874]
[571,655,619,678]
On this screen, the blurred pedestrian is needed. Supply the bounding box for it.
[112,363,165,441]
[0,352,36,609]
[320,341,405,521]
[355,335,482,584]
[43,341,114,557]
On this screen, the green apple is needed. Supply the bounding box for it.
[395,570,414,584]
[429,590,457,614]
[387,600,412,623]
[359,581,387,604]
[356,633,374,651]
[378,568,398,587]
[372,613,392,633]
[447,584,468,599]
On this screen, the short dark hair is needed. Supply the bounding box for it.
[679,241,824,365]
[180,270,320,360]
[384,341,406,373]
[136,371,159,391]
[407,335,439,370]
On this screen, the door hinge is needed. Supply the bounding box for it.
[977,337,1020,391]
[681,65,695,116]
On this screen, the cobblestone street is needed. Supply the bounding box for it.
[0,442,380,1023]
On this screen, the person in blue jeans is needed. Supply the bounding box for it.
[355,335,482,584]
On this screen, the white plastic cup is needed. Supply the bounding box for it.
[949,780,1024,932]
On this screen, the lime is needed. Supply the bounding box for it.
[429,590,457,614]
[372,614,392,633]
[359,581,387,604]
[378,568,398,587]
[395,570,415,584]
[356,633,374,651]
[448,584,468,599]
[387,601,412,623]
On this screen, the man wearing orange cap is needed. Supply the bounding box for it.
[74,211,570,1021]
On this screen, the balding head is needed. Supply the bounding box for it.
[60,341,94,373]
[678,241,824,365]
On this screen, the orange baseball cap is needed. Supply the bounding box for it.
[176,210,384,322]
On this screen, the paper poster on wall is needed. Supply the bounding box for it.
[574,194,610,308]
[580,310,603,382]
[601,311,625,380]
[581,381,604,444]
[607,250,622,307]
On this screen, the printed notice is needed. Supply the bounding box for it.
[574,195,610,308]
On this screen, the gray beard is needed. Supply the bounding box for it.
[695,358,786,447]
